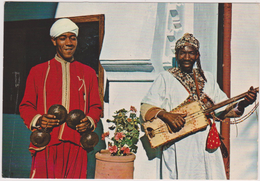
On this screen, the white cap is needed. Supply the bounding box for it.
[50,18,79,38]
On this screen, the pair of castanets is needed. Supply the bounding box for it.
[30,104,99,150]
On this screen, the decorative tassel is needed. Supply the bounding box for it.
[206,122,221,150]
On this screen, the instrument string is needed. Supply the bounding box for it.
[231,101,259,124]
[151,112,207,135]
[231,101,259,137]
[153,129,168,134]
[185,111,205,121]
[149,125,169,136]
[152,124,166,131]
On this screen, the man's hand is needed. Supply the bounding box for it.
[157,111,186,132]
[37,114,60,129]
[238,86,258,111]
[76,117,93,133]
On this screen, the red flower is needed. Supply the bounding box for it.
[108,145,118,154]
[121,147,130,154]
[101,131,109,140]
[127,118,132,122]
[130,106,137,113]
[114,132,125,141]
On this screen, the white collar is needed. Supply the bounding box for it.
[55,54,74,64]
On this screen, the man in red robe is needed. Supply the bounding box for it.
[19,18,102,178]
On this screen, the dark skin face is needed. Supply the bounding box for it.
[51,32,78,62]
[176,45,199,73]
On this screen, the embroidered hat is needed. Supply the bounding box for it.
[175,33,200,52]
[50,18,79,38]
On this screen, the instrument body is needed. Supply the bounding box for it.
[142,87,259,148]
[143,101,208,148]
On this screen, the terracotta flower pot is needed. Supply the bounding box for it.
[95,149,136,179]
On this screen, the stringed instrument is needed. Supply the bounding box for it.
[142,87,259,148]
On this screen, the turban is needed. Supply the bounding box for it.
[50,18,79,38]
[175,33,199,52]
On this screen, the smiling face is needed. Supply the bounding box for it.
[176,45,199,73]
[51,32,77,62]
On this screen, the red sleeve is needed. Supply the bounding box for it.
[19,66,41,129]
[85,68,102,127]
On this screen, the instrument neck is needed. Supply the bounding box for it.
[204,87,259,113]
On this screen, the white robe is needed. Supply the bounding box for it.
[141,70,227,179]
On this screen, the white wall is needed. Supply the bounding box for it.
[55,2,157,60]
[230,3,259,180]
[194,3,218,77]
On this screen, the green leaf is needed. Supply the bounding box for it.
[132,137,138,144]
[125,139,132,146]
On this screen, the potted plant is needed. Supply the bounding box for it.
[95,106,140,179]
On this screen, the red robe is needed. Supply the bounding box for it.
[19,57,102,178]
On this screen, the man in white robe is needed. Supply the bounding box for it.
[140,33,257,179]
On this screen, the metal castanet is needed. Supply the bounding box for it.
[80,132,99,149]
[30,129,51,147]
[47,104,68,124]
[66,109,85,130]
[30,104,67,147]
[66,109,99,150]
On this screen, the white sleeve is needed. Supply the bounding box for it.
[141,73,167,108]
